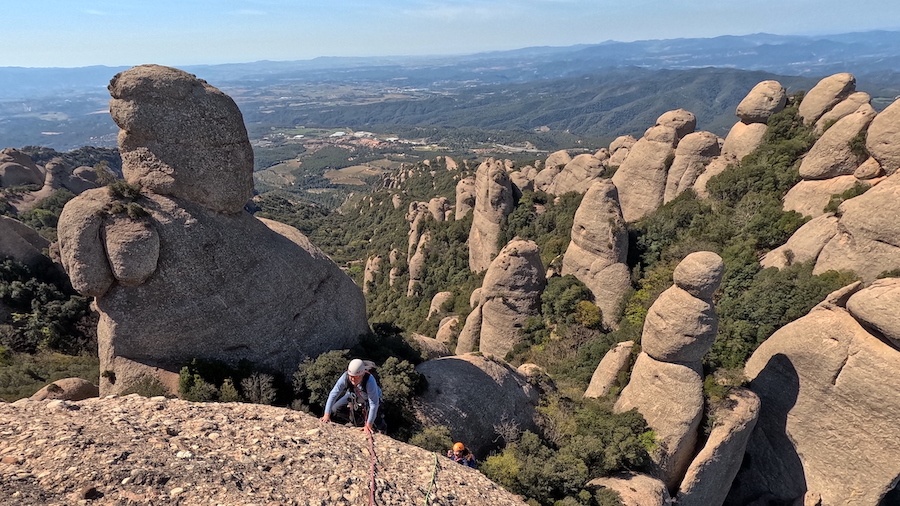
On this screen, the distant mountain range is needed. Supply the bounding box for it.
[1,31,898,150]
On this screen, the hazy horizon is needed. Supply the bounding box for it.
[4,1,900,69]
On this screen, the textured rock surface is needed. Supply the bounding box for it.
[0,148,44,188]
[798,72,856,125]
[664,131,721,203]
[721,121,767,161]
[468,159,515,273]
[545,153,606,195]
[846,277,900,347]
[760,214,839,269]
[29,378,99,402]
[797,104,876,180]
[455,177,476,220]
[428,291,454,320]
[0,396,526,506]
[730,283,900,506]
[735,80,786,123]
[583,341,633,399]
[561,181,630,328]
[655,109,696,140]
[588,472,671,506]
[414,354,540,458]
[782,175,868,219]
[640,286,717,363]
[611,125,678,222]
[814,91,871,134]
[814,173,900,282]
[56,65,368,396]
[608,136,636,166]
[866,97,900,175]
[0,216,51,270]
[466,240,546,358]
[676,388,760,506]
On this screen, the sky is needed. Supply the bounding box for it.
[4,0,900,68]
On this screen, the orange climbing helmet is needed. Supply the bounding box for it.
[453,442,465,452]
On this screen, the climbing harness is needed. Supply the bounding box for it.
[423,453,439,506]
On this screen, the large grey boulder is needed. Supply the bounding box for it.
[56,65,368,396]
[611,125,678,222]
[692,155,737,199]
[730,282,900,506]
[608,135,636,167]
[656,109,696,140]
[735,80,786,124]
[561,180,630,328]
[427,291,454,320]
[414,354,540,458]
[798,104,877,180]
[676,388,760,506]
[846,277,900,348]
[866,97,900,175]
[533,150,571,192]
[664,131,721,203]
[798,73,856,125]
[468,159,515,273]
[30,378,99,402]
[467,239,546,358]
[721,121,767,161]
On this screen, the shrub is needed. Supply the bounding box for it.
[241,372,277,405]
[408,425,453,454]
[121,376,170,398]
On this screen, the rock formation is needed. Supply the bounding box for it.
[588,472,671,506]
[866,97,900,175]
[735,80,786,124]
[56,65,368,396]
[460,239,546,358]
[729,281,900,505]
[363,255,383,294]
[468,159,515,273]
[407,230,430,297]
[545,152,608,195]
[427,291,453,320]
[798,72,856,125]
[583,341,634,399]
[0,216,51,270]
[561,180,631,328]
[608,136,636,167]
[455,177,476,220]
[611,124,678,222]
[29,378,99,402]
[0,395,527,505]
[414,354,541,458]
[615,252,724,491]
[0,148,44,188]
[664,131,721,203]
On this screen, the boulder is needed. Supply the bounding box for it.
[545,153,606,195]
[561,180,630,328]
[0,216,51,270]
[656,109,696,140]
[798,73,856,125]
[56,65,369,396]
[427,291,454,320]
[435,315,459,345]
[814,172,900,282]
[735,80,786,124]
[583,341,634,398]
[760,214,839,269]
[782,175,868,219]
[721,121,767,161]
[664,131,721,203]
[477,240,546,358]
[608,135,636,166]
[692,155,737,199]
[730,284,900,505]
[672,251,725,300]
[410,334,451,360]
[676,388,760,506]
[854,156,883,180]
[814,91,871,134]
[427,196,450,222]
[455,177,476,219]
[798,104,877,180]
[30,378,99,402]
[363,255,382,294]
[846,277,900,348]
[641,286,717,364]
[0,149,44,188]
[468,159,515,273]
[414,354,540,458]
[611,125,678,222]
[587,472,671,506]
[454,305,481,355]
[866,97,900,175]
[407,231,430,297]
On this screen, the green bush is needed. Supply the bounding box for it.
[409,425,453,454]
[121,376,170,398]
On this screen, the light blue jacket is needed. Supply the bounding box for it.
[324,372,382,425]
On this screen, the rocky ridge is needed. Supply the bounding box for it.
[0,395,526,506]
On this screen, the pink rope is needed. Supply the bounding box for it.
[367,429,377,506]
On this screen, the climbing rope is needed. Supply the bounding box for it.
[423,453,439,506]
[366,427,378,506]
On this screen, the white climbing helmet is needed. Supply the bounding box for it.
[348,358,366,376]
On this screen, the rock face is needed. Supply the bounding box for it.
[468,159,515,273]
[797,104,876,180]
[56,65,368,396]
[615,252,724,492]
[782,175,869,219]
[455,177,476,219]
[588,473,671,506]
[611,125,678,222]
[845,277,900,348]
[760,214,839,269]
[866,97,900,175]
[561,181,631,328]
[814,91,871,134]
[676,388,760,506]
[363,255,383,294]
[813,172,900,282]
[461,239,546,358]
[0,216,51,269]
[545,153,607,195]
[414,354,540,458]
[729,282,900,506]
[720,121,767,161]
[664,131,721,203]
[0,148,44,188]
[0,395,527,506]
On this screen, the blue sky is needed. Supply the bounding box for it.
[5,0,900,68]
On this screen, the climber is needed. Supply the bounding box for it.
[320,358,385,433]
[447,442,477,468]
